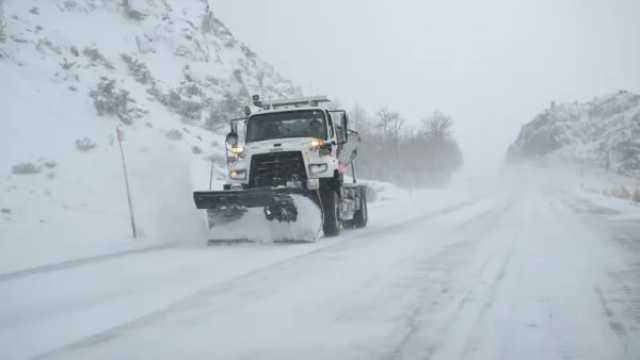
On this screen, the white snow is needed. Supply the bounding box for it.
[0,0,299,273]
[206,194,323,243]
[0,183,475,360]
[0,170,637,359]
[1,168,639,359]
[2,1,640,359]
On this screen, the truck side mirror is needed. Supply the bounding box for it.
[343,115,349,142]
[225,131,239,147]
[338,114,348,145]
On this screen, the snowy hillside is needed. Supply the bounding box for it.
[0,0,301,271]
[507,91,640,176]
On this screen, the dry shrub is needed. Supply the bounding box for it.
[633,187,640,203]
[609,185,632,200]
[83,47,114,69]
[121,54,153,84]
[619,185,632,200]
[165,129,183,141]
[75,137,96,152]
[122,0,145,21]
[90,78,147,125]
[12,162,40,175]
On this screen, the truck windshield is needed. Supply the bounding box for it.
[245,110,327,143]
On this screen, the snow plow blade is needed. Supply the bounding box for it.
[193,188,311,223]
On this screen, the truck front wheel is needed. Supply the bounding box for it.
[321,190,341,237]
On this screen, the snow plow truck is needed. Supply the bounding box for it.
[193,95,368,242]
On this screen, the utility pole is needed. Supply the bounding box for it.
[117,127,137,239]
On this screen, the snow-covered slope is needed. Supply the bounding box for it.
[0,0,301,271]
[507,91,640,176]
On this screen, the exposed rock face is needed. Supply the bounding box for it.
[0,0,301,129]
[507,91,640,176]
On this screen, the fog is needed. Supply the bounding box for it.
[211,0,640,172]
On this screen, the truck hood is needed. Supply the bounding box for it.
[229,137,336,180]
[245,137,317,154]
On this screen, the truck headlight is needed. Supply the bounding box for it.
[230,145,245,158]
[309,163,328,175]
[310,139,326,149]
[311,139,331,156]
[229,169,247,180]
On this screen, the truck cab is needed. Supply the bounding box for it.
[225,105,352,192]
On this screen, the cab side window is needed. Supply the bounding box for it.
[336,124,345,144]
[336,114,347,144]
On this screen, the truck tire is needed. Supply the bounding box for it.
[321,190,341,237]
[352,188,368,228]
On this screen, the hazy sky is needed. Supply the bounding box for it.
[211,0,640,171]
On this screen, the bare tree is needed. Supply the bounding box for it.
[376,108,404,139]
[352,106,462,187]
[349,104,368,130]
[423,111,453,141]
[373,108,404,180]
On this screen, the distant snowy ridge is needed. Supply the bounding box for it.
[507,91,640,176]
[0,0,301,270]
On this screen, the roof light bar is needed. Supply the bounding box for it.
[258,96,331,109]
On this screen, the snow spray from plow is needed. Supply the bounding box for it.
[195,192,322,243]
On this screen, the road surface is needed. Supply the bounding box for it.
[1,184,639,359]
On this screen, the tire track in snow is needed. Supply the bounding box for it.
[560,195,640,350]
[0,243,176,283]
[558,192,640,358]
[381,200,516,360]
[1,200,480,284]
[459,228,518,359]
[546,194,638,360]
[433,200,520,360]
[35,199,488,360]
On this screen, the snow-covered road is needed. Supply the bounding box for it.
[2,185,639,360]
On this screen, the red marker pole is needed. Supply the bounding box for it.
[117,127,137,239]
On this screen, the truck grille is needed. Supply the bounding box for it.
[249,151,307,188]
